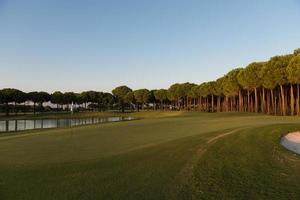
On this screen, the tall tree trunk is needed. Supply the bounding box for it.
[276,94,279,116]
[267,91,270,114]
[290,84,295,116]
[254,87,258,113]
[262,88,265,113]
[271,89,274,114]
[230,97,233,112]
[285,86,288,115]
[217,96,221,112]
[247,90,250,112]
[280,85,285,116]
[33,102,36,115]
[297,83,300,115]
[199,97,202,111]
[14,102,17,116]
[121,101,125,113]
[276,96,278,115]
[234,97,236,111]
[250,95,252,112]
[225,96,229,112]
[239,90,242,112]
[5,102,9,116]
[186,97,188,110]
[211,95,214,112]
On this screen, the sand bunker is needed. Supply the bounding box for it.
[281,132,300,155]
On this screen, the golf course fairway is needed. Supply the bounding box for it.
[0,112,300,199]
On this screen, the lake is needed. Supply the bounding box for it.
[0,116,135,133]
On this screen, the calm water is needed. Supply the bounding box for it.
[0,116,135,133]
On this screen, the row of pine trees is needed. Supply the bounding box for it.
[1,48,300,116]
[158,48,300,116]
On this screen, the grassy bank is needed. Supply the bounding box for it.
[0,112,300,199]
[0,111,121,120]
[0,110,183,120]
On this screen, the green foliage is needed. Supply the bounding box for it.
[193,85,202,98]
[266,55,293,86]
[37,92,51,103]
[287,55,300,84]
[27,91,51,105]
[1,49,300,115]
[80,91,90,103]
[188,86,198,98]
[124,91,135,104]
[74,93,84,104]
[199,82,210,97]
[82,91,104,104]
[86,91,99,103]
[112,86,132,102]
[27,91,40,103]
[0,88,25,103]
[181,82,196,97]
[241,62,263,90]
[223,68,242,96]
[112,86,133,112]
[101,93,115,108]
[168,83,181,101]
[51,91,64,105]
[63,92,77,104]
[133,89,150,104]
[198,81,216,97]
[154,89,168,102]
[260,63,277,90]
[215,78,224,96]
[237,69,249,90]
[207,81,217,95]
[14,90,27,103]
[294,48,300,55]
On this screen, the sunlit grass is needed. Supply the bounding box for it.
[0,112,300,199]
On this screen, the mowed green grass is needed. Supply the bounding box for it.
[0,112,300,199]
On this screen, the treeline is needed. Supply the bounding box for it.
[1,48,300,116]
[0,90,115,116]
[112,48,300,116]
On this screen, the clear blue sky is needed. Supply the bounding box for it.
[1,0,300,93]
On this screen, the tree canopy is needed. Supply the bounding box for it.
[287,55,300,84]
[223,68,242,97]
[133,89,150,104]
[2,48,300,116]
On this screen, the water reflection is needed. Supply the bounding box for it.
[0,116,135,133]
